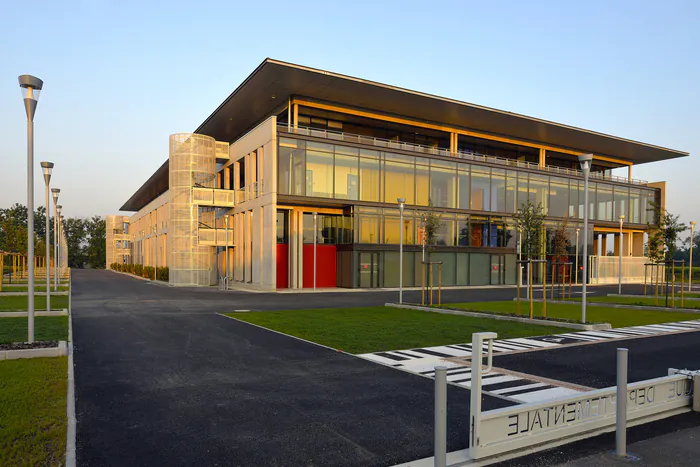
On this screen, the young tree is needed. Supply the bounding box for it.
[513,199,545,260]
[418,199,443,257]
[647,202,686,261]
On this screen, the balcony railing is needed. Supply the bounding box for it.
[278,124,648,186]
[198,227,234,247]
[192,187,235,207]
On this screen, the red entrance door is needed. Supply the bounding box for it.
[303,244,336,288]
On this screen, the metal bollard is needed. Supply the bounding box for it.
[616,348,628,457]
[434,366,447,467]
[693,374,700,413]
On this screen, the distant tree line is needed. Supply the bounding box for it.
[0,203,106,269]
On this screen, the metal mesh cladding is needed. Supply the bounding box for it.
[168,134,216,286]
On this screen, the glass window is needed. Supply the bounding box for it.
[549,177,569,218]
[491,169,506,212]
[597,184,613,221]
[359,155,380,202]
[471,167,490,211]
[529,174,549,214]
[358,214,380,243]
[278,138,305,195]
[517,172,529,210]
[629,189,641,224]
[306,141,334,153]
[385,156,415,205]
[614,186,629,220]
[436,216,455,246]
[469,215,489,247]
[640,189,651,225]
[302,213,316,243]
[415,157,430,206]
[505,170,517,213]
[458,167,470,209]
[457,216,470,246]
[430,160,456,208]
[306,149,333,198]
[335,153,359,200]
[276,210,288,243]
[569,180,579,218]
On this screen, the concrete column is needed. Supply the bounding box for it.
[450,133,457,154]
[613,233,620,256]
[628,165,633,182]
[539,148,546,168]
[632,232,645,256]
[601,234,608,256]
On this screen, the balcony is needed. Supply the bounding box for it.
[192,187,235,207]
[278,124,648,186]
[198,228,235,247]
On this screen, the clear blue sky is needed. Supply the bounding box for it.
[1,0,698,227]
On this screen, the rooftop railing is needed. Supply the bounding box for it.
[278,124,648,186]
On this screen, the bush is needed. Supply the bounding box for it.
[109,263,167,281]
[156,267,169,282]
[134,264,143,276]
[143,266,155,280]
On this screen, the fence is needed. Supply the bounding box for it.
[589,255,654,285]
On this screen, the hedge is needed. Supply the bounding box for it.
[110,263,168,282]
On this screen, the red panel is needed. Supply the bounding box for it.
[276,244,289,289]
[303,244,337,288]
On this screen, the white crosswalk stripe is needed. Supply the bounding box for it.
[357,318,700,404]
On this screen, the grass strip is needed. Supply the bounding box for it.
[446,301,700,328]
[0,295,69,311]
[0,316,69,344]
[227,306,572,354]
[0,357,67,466]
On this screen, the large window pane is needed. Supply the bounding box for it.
[385,158,415,205]
[529,174,549,214]
[278,138,305,195]
[430,160,457,208]
[491,168,506,212]
[549,177,569,218]
[436,216,455,246]
[457,216,469,246]
[469,215,489,247]
[597,184,613,221]
[569,180,579,218]
[358,214,380,243]
[505,170,517,213]
[517,172,529,210]
[458,168,470,209]
[471,167,490,211]
[614,186,629,220]
[335,153,359,200]
[306,149,333,198]
[360,155,380,202]
[415,157,430,206]
[629,189,641,224]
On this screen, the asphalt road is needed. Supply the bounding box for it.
[72,269,513,467]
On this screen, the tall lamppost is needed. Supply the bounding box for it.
[52,188,60,291]
[690,221,696,292]
[618,215,625,295]
[313,212,318,290]
[575,228,580,285]
[41,162,54,311]
[19,74,43,343]
[397,197,406,303]
[578,154,593,324]
[57,205,62,279]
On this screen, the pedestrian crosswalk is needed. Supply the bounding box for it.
[357,319,700,404]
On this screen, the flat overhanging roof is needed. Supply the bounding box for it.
[197,58,688,164]
[121,58,688,212]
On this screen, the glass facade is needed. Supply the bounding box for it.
[277,137,659,225]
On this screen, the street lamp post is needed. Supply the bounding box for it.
[312,212,318,289]
[57,206,62,280]
[52,189,60,291]
[41,162,54,312]
[618,215,625,295]
[578,154,593,324]
[19,74,43,343]
[575,228,580,285]
[397,197,406,304]
[690,222,696,292]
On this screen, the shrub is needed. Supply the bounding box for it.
[156,267,169,282]
[134,264,143,276]
[143,266,155,280]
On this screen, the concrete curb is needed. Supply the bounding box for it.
[609,293,700,301]
[0,309,68,317]
[0,291,70,296]
[386,303,612,330]
[541,298,700,314]
[0,340,68,361]
[66,272,76,467]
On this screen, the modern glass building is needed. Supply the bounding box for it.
[110,59,686,289]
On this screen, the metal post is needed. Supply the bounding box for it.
[313,212,317,290]
[429,264,433,306]
[434,366,447,467]
[44,175,51,311]
[26,102,35,342]
[579,155,592,324]
[225,215,229,286]
[469,334,484,458]
[54,201,58,291]
[398,198,405,304]
[421,263,425,305]
[644,264,647,296]
[542,261,547,317]
[681,261,685,308]
[438,264,442,306]
[690,222,696,292]
[615,348,629,458]
[516,263,521,315]
[528,261,533,319]
[672,261,675,308]
[619,216,624,295]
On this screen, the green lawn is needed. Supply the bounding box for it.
[0,285,69,292]
[446,301,700,328]
[226,306,573,354]
[583,295,700,310]
[0,295,69,311]
[0,357,67,466]
[0,316,69,344]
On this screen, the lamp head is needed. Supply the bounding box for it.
[691,221,696,229]
[40,161,54,185]
[52,188,60,204]
[397,197,406,204]
[619,215,625,222]
[18,75,43,121]
[578,154,594,175]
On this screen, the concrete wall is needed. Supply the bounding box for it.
[128,191,169,267]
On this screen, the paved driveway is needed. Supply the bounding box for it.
[72,269,512,466]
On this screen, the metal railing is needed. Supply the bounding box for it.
[278,124,648,186]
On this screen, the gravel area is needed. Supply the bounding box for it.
[0,341,59,351]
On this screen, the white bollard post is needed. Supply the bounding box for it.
[616,348,628,457]
[434,366,447,467]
